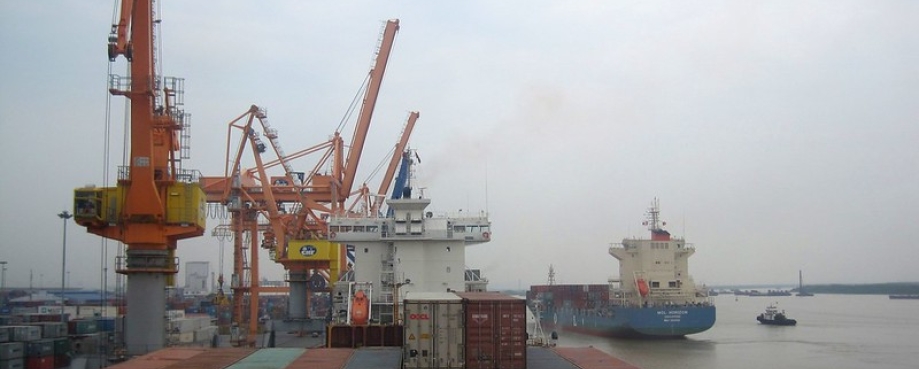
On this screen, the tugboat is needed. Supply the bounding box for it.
[757,303,797,326]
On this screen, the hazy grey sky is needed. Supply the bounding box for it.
[1,1,917,291]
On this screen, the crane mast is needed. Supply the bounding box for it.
[73,0,205,356]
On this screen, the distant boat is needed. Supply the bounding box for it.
[889,295,919,300]
[796,270,814,297]
[735,289,791,297]
[757,303,797,326]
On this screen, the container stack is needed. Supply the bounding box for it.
[167,315,215,345]
[25,339,53,369]
[51,338,69,369]
[402,291,529,369]
[1,326,25,369]
[1,325,42,369]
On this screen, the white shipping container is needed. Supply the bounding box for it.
[178,332,195,344]
[0,357,23,369]
[166,310,185,320]
[9,327,41,342]
[32,323,66,338]
[168,316,212,334]
[0,342,25,360]
[402,292,464,369]
[193,326,217,343]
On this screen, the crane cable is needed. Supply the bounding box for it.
[362,145,396,186]
[335,74,370,134]
[99,0,123,351]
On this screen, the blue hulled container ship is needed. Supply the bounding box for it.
[528,199,716,338]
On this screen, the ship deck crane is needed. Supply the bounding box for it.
[73,0,205,356]
[370,111,419,217]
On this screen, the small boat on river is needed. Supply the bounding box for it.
[757,303,797,326]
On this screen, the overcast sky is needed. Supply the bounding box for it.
[1,1,917,292]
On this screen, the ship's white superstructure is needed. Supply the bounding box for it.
[608,199,709,307]
[328,190,490,324]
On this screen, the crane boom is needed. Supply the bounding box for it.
[108,0,133,61]
[340,19,400,201]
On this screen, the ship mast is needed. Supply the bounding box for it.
[644,198,671,241]
[547,264,556,286]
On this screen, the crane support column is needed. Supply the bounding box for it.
[124,258,168,353]
[288,271,309,320]
[74,0,205,356]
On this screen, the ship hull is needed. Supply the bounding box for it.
[542,305,716,338]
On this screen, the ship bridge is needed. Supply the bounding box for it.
[329,199,490,243]
[328,196,491,324]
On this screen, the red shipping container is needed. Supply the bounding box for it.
[54,354,70,368]
[456,292,527,369]
[25,356,54,369]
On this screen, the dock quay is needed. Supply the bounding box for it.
[102,345,642,369]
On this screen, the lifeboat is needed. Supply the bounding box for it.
[637,279,650,297]
[350,290,369,325]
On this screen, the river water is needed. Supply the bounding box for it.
[547,294,918,369]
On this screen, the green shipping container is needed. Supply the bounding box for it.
[52,338,70,355]
[67,320,98,335]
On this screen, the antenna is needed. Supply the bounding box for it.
[682,211,686,239]
[485,159,489,214]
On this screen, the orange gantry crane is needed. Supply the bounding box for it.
[72,0,205,356]
[199,19,404,346]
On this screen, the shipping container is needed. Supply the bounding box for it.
[67,319,98,335]
[24,314,65,324]
[402,292,464,369]
[0,327,9,343]
[95,317,115,332]
[0,358,23,369]
[24,340,53,358]
[193,326,218,343]
[70,334,100,355]
[50,339,69,356]
[456,292,527,369]
[24,356,52,369]
[52,355,69,369]
[527,284,609,311]
[0,342,24,360]
[9,327,41,343]
[27,324,65,339]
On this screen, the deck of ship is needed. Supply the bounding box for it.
[101,345,641,369]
